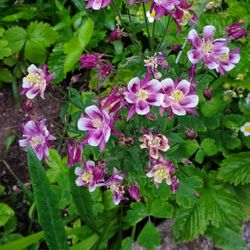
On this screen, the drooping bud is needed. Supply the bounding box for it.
[185,128,196,140]
[22,100,33,112]
[203,87,212,101]
[128,183,140,201]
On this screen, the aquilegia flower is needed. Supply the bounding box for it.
[144,52,168,79]
[105,168,127,205]
[124,75,164,120]
[139,132,170,159]
[146,157,178,191]
[77,105,112,151]
[86,0,112,10]
[128,183,140,201]
[240,122,250,137]
[67,140,83,167]
[160,78,199,116]
[79,53,104,69]
[19,119,56,160]
[187,25,230,70]
[108,27,128,43]
[226,22,249,41]
[75,160,106,191]
[21,64,54,99]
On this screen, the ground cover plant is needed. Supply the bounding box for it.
[0,0,250,249]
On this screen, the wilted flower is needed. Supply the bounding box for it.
[108,27,128,42]
[161,78,199,116]
[19,119,56,160]
[105,168,127,205]
[75,160,106,191]
[226,22,250,41]
[77,105,112,151]
[86,0,112,10]
[118,136,134,146]
[79,53,104,69]
[22,100,33,112]
[128,183,140,201]
[67,140,83,167]
[124,75,164,120]
[139,132,170,159]
[187,26,231,71]
[240,122,250,137]
[21,64,54,100]
[144,52,168,79]
[146,157,177,191]
[98,63,113,80]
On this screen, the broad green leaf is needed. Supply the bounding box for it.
[137,221,161,250]
[27,147,69,250]
[24,39,47,64]
[223,114,245,130]
[200,138,217,156]
[4,26,27,53]
[0,40,11,59]
[149,199,173,218]
[64,18,94,74]
[70,234,99,250]
[0,203,14,227]
[68,167,99,234]
[195,149,205,164]
[121,237,133,250]
[0,231,44,250]
[0,68,13,83]
[176,176,203,208]
[218,152,250,185]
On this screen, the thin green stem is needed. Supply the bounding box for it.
[158,15,171,51]
[152,20,156,52]
[142,3,153,51]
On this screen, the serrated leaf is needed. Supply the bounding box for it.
[24,39,47,64]
[218,152,250,185]
[27,147,69,250]
[0,40,12,59]
[149,199,173,218]
[195,149,205,164]
[0,203,14,227]
[176,176,203,208]
[0,68,13,83]
[137,221,161,250]
[223,114,245,129]
[4,26,27,53]
[200,138,217,156]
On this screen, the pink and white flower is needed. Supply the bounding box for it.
[78,105,112,151]
[67,140,83,167]
[86,0,112,10]
[124,76,164,120]
[187,25,230,70]
[21,64,54,100]
[161,78,199,116]
[75,160,106,191]
[128,183,140,201]
[19,119,56,160]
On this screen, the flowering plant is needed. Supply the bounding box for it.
[1,0,250,249]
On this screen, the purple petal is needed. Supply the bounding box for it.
[179,95,199,107]
[76,177,84,186]
[127,77,140,94]
[136,101,150,115]
[171,104,186,116]
[88,130,103,146]
[187,49,202,64]
[143,79,161,92]
[75,167,83,176]
[203,25,216,40]
[188,29,202,48]
[19,138,28,148]
[127,105,136,121]
[85,105,103,120]
[77,117,94,131]
[161,78,174,94]
[26,88,40,99]
[176,80,191,95]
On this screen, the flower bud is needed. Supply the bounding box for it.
[203,88,212,101]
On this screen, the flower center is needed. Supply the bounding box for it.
[81,171,92,182]
[217,53,229,62]
[150,9,156,18]
[154,165,170,182]
[27,73,43,87]
[172,90,184,102]
[30,135,44,147]
[144,56,158,68]
[136,89,149,101]
[180,10,192,25]
[92,118,103,128]
[244,125,250,132]
[151,138,160,147]
[202,41,214,54]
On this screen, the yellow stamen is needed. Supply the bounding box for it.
[244,125,250,132]
[136,89,149,101]
[30,136,43,146]
[81,172,92,182]
[217,54,229,62]
[172,90,184,102]
[92,118,103,128]
[27,73,43,87]
[202,41,214,54]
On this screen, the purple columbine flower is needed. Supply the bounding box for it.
[187,25,230,70]
[144,52,169,79]
[146,157,178,191]
[75,160,106,191]
[108,27,128,43]
[105,168,127,205]
[79,53,104,69]
[124,75,164,120]
[21,64,54,100]
[226,22,250,41]
[86,0,112,10]
[128,183,140,201]
[160,78,199,116]
[67,140,83,167]
[77,105,112,151]
[98,63,113,80]
[19,119,56,160]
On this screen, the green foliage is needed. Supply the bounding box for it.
[137,221,161,250]
[218,152,250,185]
[27,147,69,250]
[149,199,173,218]
[0,203,14,227]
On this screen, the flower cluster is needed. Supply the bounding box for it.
[75,161,139,205]
[187,25,241,75]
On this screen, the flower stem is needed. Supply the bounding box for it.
[142,3,153,51]
[158,15,171,51]
[152,20,156,52]
[175,38,188,64]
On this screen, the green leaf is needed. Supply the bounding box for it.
[137,221,161,250]
[149,199,173,218]
[0,68,13,83]
[27,147,69,250]
[223,114,245,130]
[121,237,133,250]
[176,176,203,208]
[70,234,99,250]
[195,149,205,164]
[218,152,250,185]
[0,185,4,196]
[64,18,94,74]
[4,135,16,151]
[200,138,217,156]
[0,40,12,59]
[0,231,44,250]
[24,39,47,64]
[0,203,14,227]
[4,26,27,53]
[124,202,148,226]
